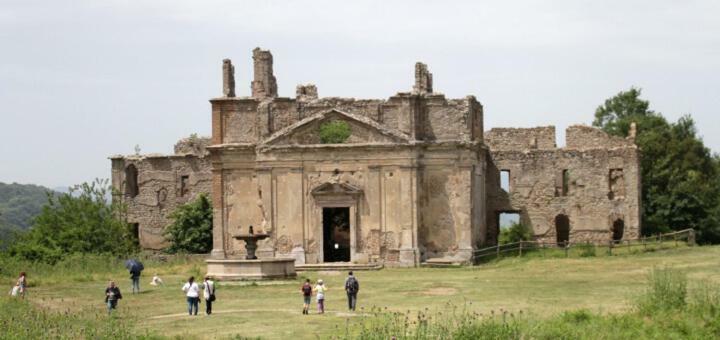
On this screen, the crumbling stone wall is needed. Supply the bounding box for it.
[485,126,641,245]
[110,136,212,250]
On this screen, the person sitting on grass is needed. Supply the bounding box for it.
[150,273,164,286]
[9,272,26,298]
[105,281,122,314]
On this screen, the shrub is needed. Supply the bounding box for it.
[319,120,351,144]
[637,266,687,314]
[164,194,213,253]
[499,222,532,245]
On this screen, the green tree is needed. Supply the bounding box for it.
[499,222,532,245]
[8,179,136,263]
[593,89,720,243]
[164,194,213,253]
[319,120,351,144]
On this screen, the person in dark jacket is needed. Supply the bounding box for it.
[105,281,123,314]
[344,271,359,311]
[129,267,141,294]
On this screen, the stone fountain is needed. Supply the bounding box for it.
[206,225,296,280]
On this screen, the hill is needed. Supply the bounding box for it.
[0,182,55,243]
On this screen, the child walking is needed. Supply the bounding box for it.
[314,279,327,314]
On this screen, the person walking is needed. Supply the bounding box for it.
[130,267,142,294]
[300,279,312,314]
[203,276,215,315]
[344,271,359,311]
[314,279,327,314]
[105,281,122,314]
[182,276,201,316]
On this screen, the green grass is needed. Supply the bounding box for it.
[2,246,720,339]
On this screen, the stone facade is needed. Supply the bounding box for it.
[110,48,641,265]
[110,136,212,249]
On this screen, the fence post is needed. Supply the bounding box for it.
[642,236,646,250]
[688,229,696,246]
[608,240,613,256]
[564,243,569,258]
[674,234,678,247]
[519,241,523,257]
[496,244,500,259]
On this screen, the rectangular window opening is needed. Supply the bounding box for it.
[499,212,520,230]
[561,169,569,196]
[180,175,189,197]
[500,170,510,192]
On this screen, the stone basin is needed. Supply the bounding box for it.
[206,258,296,281]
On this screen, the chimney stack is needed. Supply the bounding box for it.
[413,62,433,95]
[222,59,236,97]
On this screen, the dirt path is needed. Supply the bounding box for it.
[149,309,366,319]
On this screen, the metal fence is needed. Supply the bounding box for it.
[473,228,695,263]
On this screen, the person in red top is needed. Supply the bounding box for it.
[300,279,312,314]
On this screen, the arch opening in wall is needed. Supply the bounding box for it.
[125,165,139,198]
[555,214,570,246]
[612,219,624,241]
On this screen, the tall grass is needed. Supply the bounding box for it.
[340,267,720,339]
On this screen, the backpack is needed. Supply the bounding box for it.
[345,276,359,293]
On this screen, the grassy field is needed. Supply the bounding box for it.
[2,246,719,339]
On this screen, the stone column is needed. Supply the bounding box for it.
[398,165,420,266]
[251,48,278,99]
[210,167,226,258]
[222,59,235,97]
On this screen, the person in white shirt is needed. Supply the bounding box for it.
[150,273,164,286]
[203,276,216,315]
[181,276,200,316]
[314,279,327,314]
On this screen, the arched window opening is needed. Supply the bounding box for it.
[612,219,624,241]
[125,165,139,198]
[555,214,570,246]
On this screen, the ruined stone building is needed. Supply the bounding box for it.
[111,48,641,265]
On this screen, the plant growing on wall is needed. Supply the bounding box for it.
[164,193,213,254]
[319,120,351,144]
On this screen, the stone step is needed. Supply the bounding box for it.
[296,263,383,272]
[421,258,463,268]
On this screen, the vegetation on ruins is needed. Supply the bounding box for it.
[163,193,213,254]
[593,88,720,244]
[319,120,352,144]
[5,179,136,263]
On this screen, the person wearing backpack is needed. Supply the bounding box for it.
[203,276,216,315]
[344,271,359,311]
[300,279,312,314]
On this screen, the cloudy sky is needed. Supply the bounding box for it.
[1,0,719,188]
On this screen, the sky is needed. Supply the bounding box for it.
[1,0,719,188]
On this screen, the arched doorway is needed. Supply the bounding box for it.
[555,214,570,246]
[125,165,139,198]
[612,219,624,241]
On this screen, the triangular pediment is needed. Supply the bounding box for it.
[311,182,362,196]
[261,109,410,147]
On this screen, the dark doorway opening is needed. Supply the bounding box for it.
[612,219,624,241]
[130,223,140,247]
[323,207,350,262]
[555,214,570,246]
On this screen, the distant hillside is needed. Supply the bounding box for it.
[0,182,55,242]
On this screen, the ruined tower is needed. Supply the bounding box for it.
[251,48,278,99]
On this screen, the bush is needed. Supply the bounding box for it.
[319,120,351,144]
[164,194,213,254]
[499,223,532,245]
